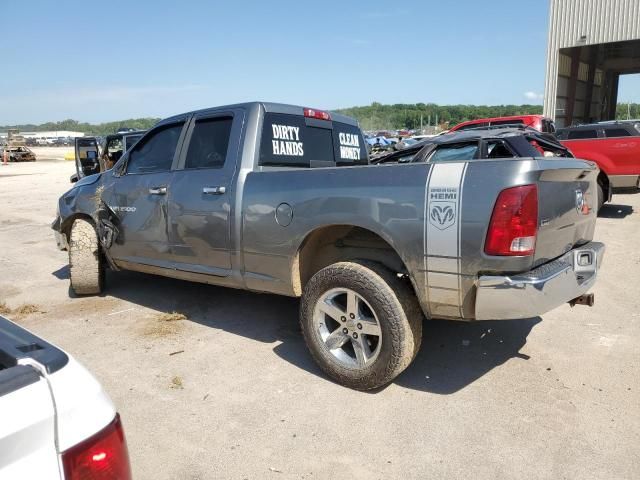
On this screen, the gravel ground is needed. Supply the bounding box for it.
[0,158,638,480]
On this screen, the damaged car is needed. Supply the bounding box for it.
[53,102,604,390]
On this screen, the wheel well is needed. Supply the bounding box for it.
[61,213,94,240]
[597,171,610,197]
[292,225,407,296]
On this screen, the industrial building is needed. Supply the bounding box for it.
[0,130,84,140]
[544,0,640,127]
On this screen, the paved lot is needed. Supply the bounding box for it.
[1,158,638,480]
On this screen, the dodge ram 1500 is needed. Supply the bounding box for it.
[53,101,604,390]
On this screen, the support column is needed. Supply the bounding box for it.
[565,48,581,126]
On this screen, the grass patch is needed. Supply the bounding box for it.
[0,302,11,315]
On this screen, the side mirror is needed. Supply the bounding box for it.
[70,173,79,183]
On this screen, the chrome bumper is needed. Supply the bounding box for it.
[475,242,605,320]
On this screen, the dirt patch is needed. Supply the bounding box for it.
[170,375,184,389]
[1,302,43,320]
[0,302,11,315]
[142,311,187,338]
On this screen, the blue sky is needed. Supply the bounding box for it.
[0,0,638,124]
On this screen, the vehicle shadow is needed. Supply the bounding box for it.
[393,317,540,394]
[52,265,70,280]
[598,203,634,219]
[59,269,540,394]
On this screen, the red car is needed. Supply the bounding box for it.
[450,114,556,134]
[556,121,640,209]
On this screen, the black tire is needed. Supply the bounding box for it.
[300,261,423,390]
[597,182,605,212]
[68,218,104,295]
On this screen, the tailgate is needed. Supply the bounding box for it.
[534,158,598,265]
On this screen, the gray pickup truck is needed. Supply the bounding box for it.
[52,102,604,390]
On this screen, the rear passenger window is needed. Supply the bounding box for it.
[185,117,233,169]
[604,128,632,138]
[428,143,478,162]
[260,113,332,167]
[127,123,183,174]
[568,129,597,140]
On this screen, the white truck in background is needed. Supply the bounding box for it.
[0,315,131,479]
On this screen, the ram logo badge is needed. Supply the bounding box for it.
[429,202,456,230]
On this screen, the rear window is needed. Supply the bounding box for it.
[333,122,368,166]
[568,129,598,140]
[490,119,524,127]
[456,122,488,131]
[604,128,632,138]
[259,113,366,167]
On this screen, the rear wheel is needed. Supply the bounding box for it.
[300,261,422,390]
[69,218,104,295]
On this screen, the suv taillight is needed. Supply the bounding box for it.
[485,184,538,256]
[62,414,132,480]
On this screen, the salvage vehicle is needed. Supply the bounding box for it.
[0,314,132,479]
[556,121,640,209]
[2,145,37,162]
[52,102,604,390]
[370,126,574,165]
[450,114,556,134]
[73,130,145,181]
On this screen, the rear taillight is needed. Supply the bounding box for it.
[485,184,538,256]
[303,107,331,121]
[62,414,132,480]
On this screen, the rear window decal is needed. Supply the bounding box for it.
[271,124,304,156]
[338,132,360,160]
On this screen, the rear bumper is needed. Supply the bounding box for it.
[475,242,605,320]
[610,174,640,189]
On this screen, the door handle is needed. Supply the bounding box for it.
[149,186,167,195]
[202,186,226,195]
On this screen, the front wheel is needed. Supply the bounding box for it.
[68,218,104,295]
[300,261,422,390]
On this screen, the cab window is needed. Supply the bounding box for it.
[185,117,233,169]
[604,128,632,138]
[567,129,597,140]
[127,124,183,174]
[428,143,479,162]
